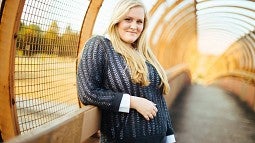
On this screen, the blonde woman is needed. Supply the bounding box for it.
[77,0,175,142]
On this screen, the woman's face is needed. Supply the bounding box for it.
[117,6,144,45]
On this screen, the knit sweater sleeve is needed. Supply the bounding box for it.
[77,36,123,112]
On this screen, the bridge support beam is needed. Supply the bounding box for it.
[0,0,25,140]
[78,0,103,55]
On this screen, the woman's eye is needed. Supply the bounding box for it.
[125,18,132,22]
[137,20,143,24]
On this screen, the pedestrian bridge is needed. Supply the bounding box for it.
[0,0,254,143]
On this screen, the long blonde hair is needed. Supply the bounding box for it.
[106,0,170,94]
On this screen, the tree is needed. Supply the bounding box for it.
[60,25,79,57]
[17,23,42,56]
[44,20,60,55]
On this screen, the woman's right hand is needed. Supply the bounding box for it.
[130,96,158,121]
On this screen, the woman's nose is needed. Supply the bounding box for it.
[130,22,137,30]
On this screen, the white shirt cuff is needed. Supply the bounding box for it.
[162,135,176,143]
[118,94,130,113]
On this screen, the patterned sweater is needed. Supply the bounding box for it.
[77,35,174,142]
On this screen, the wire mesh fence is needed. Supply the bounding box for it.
[14,0,90,133]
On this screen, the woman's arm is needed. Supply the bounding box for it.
[77,36,124,112]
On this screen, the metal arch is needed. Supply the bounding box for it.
[197,27,243,54]
[221,34,255,71]
[197,22,251,40]
[149,0,197,68]
[168,19,197,62]
[222,43,243,70]
[161,12,196,45]
[238,39,252,70]
[195,0,255,55]
[148,2,167,37]
[197,27,244,51]
[250,31,255,41]
[198,25,246,38]
[149,1,195,41]
[197,29,240,44]
[197,7,255,20]
[164,0,194,21]
[198,19,253,34]
[157,10,195,48]
[151,1,195,47]
[78,0,103,55]
[149,0,165,16]
[149,0,183,48]
[239,41,250,70]
[196,0,255,11]
[158,6,195,43]
[244,34,255,70]
[197,14,255,29]
[158,14,197,67]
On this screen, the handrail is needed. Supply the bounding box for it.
[208,70,255,85]
[164,64,191,108]
[207,70,255,112]
[166,64,191,81]
[6,106,101,143]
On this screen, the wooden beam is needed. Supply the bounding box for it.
[78,0,103,55]
[149,0,164,16]
[0,0,25,141]
[6,106,101,143]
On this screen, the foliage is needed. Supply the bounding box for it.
[16,21,79,57]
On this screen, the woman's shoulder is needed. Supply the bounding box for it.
[87,35,110,44]
[87,35,114,52]
[84,35,113,54]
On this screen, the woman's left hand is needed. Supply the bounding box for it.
[130,96,158,121]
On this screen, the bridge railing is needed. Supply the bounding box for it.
[165,64,191,108]
[6,64,191,143]
[208,70,255,112]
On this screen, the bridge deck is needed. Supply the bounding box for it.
[170,84,255,143]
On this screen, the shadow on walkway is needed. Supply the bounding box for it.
[170,84,255,143]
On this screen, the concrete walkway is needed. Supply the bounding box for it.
[170,84,255,143]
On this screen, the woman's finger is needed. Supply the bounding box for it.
[153,106,158,112]
[144,115,150,121]
[151,110,157,117]
[148,113,154,119]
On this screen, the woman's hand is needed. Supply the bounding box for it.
[130,96,158,121]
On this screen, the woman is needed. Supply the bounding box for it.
[77,0,175,142]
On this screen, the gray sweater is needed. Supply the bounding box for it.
[77,35,174,142]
